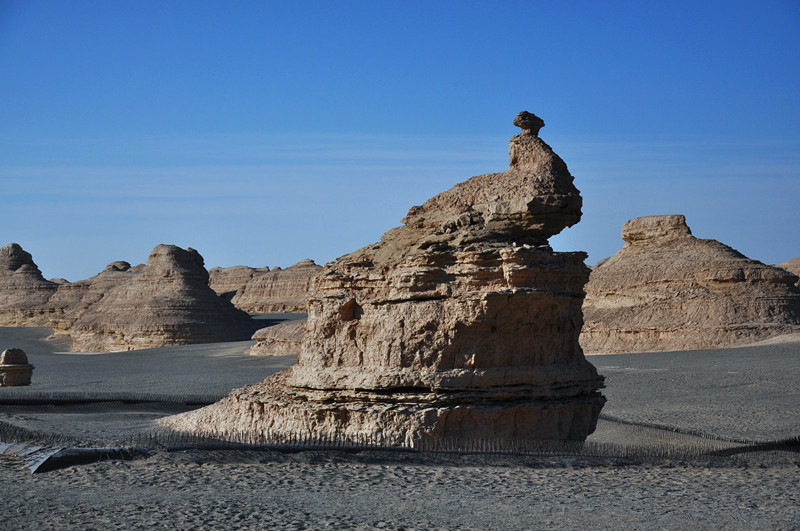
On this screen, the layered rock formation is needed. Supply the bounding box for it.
[162,112,605,446]
[581,215,800,353]
[208,265,267,301]
[248,319,306,356]
[231,259,321,312]
[0,243,59,326]
[68,245,259,352]
[777,258,800,286]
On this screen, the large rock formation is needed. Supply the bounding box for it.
[0,243,59,326]
[777,258,800,286]
[231,259,321,312]
[248,319,306,357]
[208,265,267,301]
[162,112,605,446]
[68,245,259,352]
[581,215,800,353]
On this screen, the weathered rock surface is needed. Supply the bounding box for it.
[68,245,259,352]
[208,265,268,301]
[248,320,306,357]
[0,347,34,386]
[231,260,322,312]
[581,215,800,353]
[162,112,605,446]
[0,243,59,326]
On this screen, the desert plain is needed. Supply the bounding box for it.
[1,324,798,530]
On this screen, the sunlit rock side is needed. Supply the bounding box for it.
[777,257,800,287]
[231,259,322,312]
[161,112,605,446]
[581,215,800,353]
[0,243,59,326]
[68,244,259,352]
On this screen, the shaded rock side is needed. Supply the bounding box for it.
[248,319,305,356]
[231,259,322,312]
[68,245,259,352]
[0,243,59,326]
[777,257,800,287]
[162,112,605,446]
[208,265,268,301]
[581,215,800,354]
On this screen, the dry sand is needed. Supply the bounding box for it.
[1,325,798,529]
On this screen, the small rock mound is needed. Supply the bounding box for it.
[231,259,322,312]
[68,244,258,352]
[0,243,58,326]
[248,320,305,356]
[0,347,34,386]
[581,215,800,353]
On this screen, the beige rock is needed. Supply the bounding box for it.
[0,243,59,326]
[162,112,605,446]
[231,259,321,312]
[208,265,268,301]
[777,257,800,287]
[0,347,34,386]
[581,215,800,353]
[248,320,305,356]
[68,245,259,352]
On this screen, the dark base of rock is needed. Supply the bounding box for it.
[0,365,34,386]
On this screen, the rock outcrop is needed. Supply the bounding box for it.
[581,215,800,353]
[161,112,605,446]
[248,319,306,356]
[0,243,59,326]
[208,265,267,301]
[777,258,800,286]
[231,260,321,312]
[68,245,259,352]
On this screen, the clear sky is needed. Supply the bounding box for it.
[1,0,798,281]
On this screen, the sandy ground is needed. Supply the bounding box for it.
[1,325,799,529]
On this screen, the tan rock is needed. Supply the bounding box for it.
[161,112,605,446]
[581,215,800,353]
[231,259,322,312]
[777,257,800,287]
[208,265,268,301]
[248,320,305,356]
[68,245,259,352]
[0,243,59,326]
[0,347,34,386]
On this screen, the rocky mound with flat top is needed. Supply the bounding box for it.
[0,243,59,326]
[581,215,800,353]
[68,244,259,352]
[208,265,267,301]
[231,259,321,312]
[161,112,605,447]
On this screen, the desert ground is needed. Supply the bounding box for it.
[1,322,798,530]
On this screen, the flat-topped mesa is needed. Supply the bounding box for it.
[0,243,59,326]
[68,244,259,352]
[231,259,322,312]
[402,111,582,245]
[161,113,605,447]
[581,215,800,354]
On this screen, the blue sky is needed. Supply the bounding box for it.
[1,0,798,281]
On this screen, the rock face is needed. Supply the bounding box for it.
[248,320,306,356]
[208,265,267,301]
[777,258,800,287]
[0,348,34,386]
[162,112,605,446]
[231,260,322,312]
[0,243,59,326]
[581,215,800,353]
[68,245,259,352]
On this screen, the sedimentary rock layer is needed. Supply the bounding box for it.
[581,215,800,353]
[0,243,59,326]
[68,245,258,352]
[777,257,800,287]
[231,259,321,312]
[162,112,605,446]
[248,319,305,356]
[208,265,266,301]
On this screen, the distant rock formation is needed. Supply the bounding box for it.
[581,215,800,353]
[208,265,267,301]
[777,258,800,287]
[248,319,305,356]
[68,245,258,352]
[0,243,59,326]
[231,259,321,312]
[162,112,605,446]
